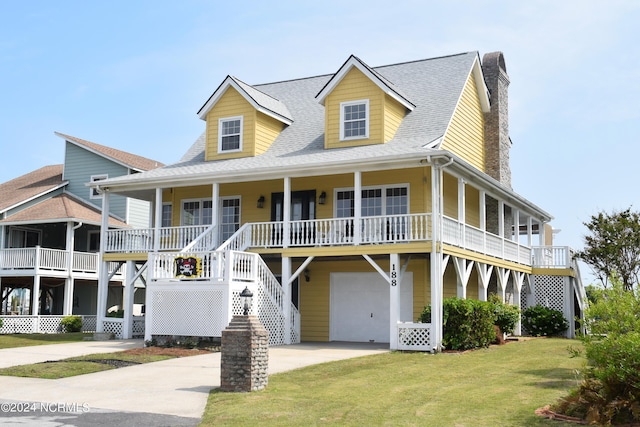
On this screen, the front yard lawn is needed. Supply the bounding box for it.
[201,338,583,427]
[0,332,92,349]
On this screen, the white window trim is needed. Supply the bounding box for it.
[339,99,369,141]
[219,196,242,241]
[333,184,410,217]
[180,198,213,226]
[90,174,108,199]
[218,116,243,153]
[161,202,173,228]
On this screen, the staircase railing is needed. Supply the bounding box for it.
[181,224,219,253]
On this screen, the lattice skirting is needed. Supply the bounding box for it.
[397,322,431,351]
[0,315,97,334]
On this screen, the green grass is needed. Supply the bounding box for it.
[0,351,177,379]
[0,332,92,349]
[201,338,584,427]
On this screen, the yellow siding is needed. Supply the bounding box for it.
[204,87,256,161]
[441,72,485,171]
[383,94,406,142]
[324,67,384,149]
[442,173,458,219]
[465,185,481,228]
[255,112,284,155]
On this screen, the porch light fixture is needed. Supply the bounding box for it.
[257,195,265,209]
[318,191,327,205]
[304,269,310,282]
[240,286,253,315]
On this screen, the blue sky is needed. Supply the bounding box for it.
[1,1,638,284]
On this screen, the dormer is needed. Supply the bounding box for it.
[316,55,415,149]
[198,76,293,161]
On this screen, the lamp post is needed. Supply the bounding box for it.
[240,286,253,315]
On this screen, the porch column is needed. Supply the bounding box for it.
[476,262,493,302]
[430,162,444,352]
[389,254,401,349]
[153,187,163,252]
[96,190,110,332]
[458,178,466,247]
[527,217,533,247]
[498,201,505,258]
[32,275,41,316]
[283,177,291,248]
[212,182,219,229]
[63,221,76,315]
[479,190,486,253]
[122,260,136,339]
[511,271,526,336]
[0,224,5,249]
[540,222,547,246]
[354,171,362,245]
[282,256,292,344]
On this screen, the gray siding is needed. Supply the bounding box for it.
[127,198,152,228]
[63,141,129,221]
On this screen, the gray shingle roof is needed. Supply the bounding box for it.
[102,52,479,186]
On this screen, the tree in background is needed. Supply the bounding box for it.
[576,207,640,290]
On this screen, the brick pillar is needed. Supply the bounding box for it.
[220,315,269,392]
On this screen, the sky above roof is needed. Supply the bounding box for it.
[1,1,638,285]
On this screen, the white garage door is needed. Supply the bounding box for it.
[330,272,413,343]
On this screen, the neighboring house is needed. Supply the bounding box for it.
[92,51,586,350]
[0,133,162,334]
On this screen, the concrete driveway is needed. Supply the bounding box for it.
[0,340,388,426]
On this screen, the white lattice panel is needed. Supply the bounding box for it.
[255,285,286,346]
[397,323,431,351]
[132,318,145,337]
[39,316,63,333]
[531,275,565,313]
[0,316,36,334]
[103,320,124,338]
[81,316,97,332]
[150,289,226,337]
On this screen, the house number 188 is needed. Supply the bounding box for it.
[390,264,397,286]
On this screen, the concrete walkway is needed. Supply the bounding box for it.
[0,340,389,422]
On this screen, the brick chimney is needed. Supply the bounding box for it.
[482,52,512,188]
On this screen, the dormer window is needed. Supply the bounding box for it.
[218,116,243,153]
[340,100,369,140]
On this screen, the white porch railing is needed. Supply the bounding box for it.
[104,213,532,266]
[442,216,531,265]
[0,247,118,277]
[105,225,213,253]
[531,246,574,268]
[149,250,258,284]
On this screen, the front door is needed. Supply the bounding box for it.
[271,190,316,245]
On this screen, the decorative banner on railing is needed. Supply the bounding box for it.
[174,256,202,279]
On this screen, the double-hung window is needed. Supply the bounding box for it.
[220,197,241,241]
[161,203,173,227]
[340,99,369,140]
[218,116,243,153]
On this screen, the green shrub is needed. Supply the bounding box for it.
[0,318,3,329]
[60,315,83,333]
[419,298,495,350]
[488,294,520,335]
[521,305,568,336]
[554,280,640,425]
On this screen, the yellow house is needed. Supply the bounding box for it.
[92,51,585,351]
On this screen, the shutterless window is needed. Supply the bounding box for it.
[218,116,243,152]
[221,198,241,241]
[161,203,172,227]
[181,200,212,226]
[340,100,369,140]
